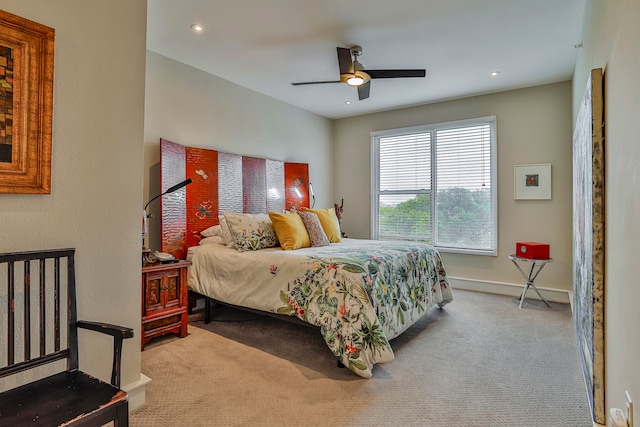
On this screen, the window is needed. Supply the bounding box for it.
[371,116,497,255]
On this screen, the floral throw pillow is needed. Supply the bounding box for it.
[298,210,330,247]
[222,212,279,252]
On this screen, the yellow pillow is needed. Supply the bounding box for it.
[306,208,341,242]
[268,211,311,250]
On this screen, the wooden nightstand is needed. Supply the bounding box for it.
[141,260,191,350]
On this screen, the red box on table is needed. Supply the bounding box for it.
[516,242,550,259]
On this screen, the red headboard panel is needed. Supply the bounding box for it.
[186,146,219,250]
[284,163,310,211]
[159,138,309,259]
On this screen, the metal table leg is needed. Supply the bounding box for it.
[510,257,552,308]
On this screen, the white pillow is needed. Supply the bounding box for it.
[218,214,236,248]
[199,235,226,245]
[200,225,222,237]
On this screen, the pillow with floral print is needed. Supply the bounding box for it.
[298,210,330,247]
[222,212,280,252]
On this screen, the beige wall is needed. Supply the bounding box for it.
[334,82,574,294]
[143,51,334,249]
[574,0,640,423]
[0,0,146,392]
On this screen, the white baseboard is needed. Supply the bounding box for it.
[449,276,572,305]
[122,373,152,412]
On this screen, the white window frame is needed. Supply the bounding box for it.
[371,116,498,256]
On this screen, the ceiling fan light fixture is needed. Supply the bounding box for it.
[346,75,365,86]
[346,71,371,87]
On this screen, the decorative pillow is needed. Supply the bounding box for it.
[222,212,279,252]
[200,225,222,237]
[305,208,342,243]
[298,211,330,247]
[218,215,236,248]
[198,235,226,245]
[268,211,311,250]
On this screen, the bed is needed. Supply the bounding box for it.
[187,236,452,378]
[157,138,453,378]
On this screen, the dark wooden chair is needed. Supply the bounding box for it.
[0,248,135,426]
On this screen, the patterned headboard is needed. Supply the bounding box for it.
[159,138,309,259]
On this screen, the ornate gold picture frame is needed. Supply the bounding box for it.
[0,10,54,194]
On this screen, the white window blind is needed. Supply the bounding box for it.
[371,116,497,255]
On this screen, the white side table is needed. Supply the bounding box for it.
[509,254,552,309]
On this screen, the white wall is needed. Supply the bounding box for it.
[574,0,640,424]
[0,0,146,393]
[143,51,333,249]
[334,82,574,294]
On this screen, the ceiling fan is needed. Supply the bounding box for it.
[291,45,426,101]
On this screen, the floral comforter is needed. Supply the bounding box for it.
[187,238,453,378]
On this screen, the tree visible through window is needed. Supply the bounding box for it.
[371,116,497,255]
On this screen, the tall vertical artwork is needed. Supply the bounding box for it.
[572,68,604,424]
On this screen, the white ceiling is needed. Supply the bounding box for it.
[146,0,586,120]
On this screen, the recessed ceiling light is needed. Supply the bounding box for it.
[490,71,501,77]
[191,24,204,33]
[345,101,351,105]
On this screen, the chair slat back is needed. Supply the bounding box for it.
[0,249,77,378]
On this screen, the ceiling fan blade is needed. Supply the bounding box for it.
[291,80,341,86]
[366,69,426,79]
[337,47,353,75]
[357,80,371,100]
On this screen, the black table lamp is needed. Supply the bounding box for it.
[142,178,192,249]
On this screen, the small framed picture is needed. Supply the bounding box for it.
[514,163,551,200]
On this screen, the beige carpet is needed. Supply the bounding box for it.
[131,289,593,426]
